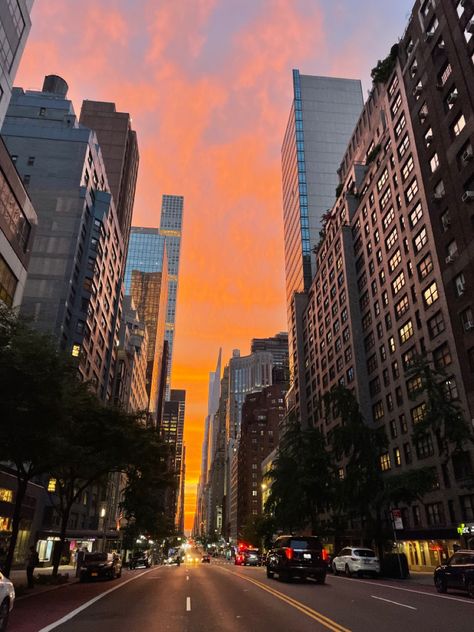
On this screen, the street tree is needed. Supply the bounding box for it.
[0,307,76,575]
[265,420,334,534]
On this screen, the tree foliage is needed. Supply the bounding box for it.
[371,44,399,84]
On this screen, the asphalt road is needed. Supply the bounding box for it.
[9,558,474,632]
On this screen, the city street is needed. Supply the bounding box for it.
[8,558,474,632]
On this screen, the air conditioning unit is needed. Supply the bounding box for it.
[467,19,474,34]
[441,214,451,228]
[447,90,459,105]
[411,64,418,77]
[462,147,474,162]
[445,253,458,264]
[433,191,445,200]
[425,31,435,41]
[413,86,423,97]
[425,133,434,145]
[438,40,446,50]
[464,321,474,332]
[462,190,474,202]
[458,282,466,295]
[407,42,414,54]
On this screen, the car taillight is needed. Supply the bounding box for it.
[321,548,329,561]
[284,547,293,560]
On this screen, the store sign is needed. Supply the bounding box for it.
[457,523,474,536]
[391,509,403,530]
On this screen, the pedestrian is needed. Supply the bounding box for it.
[75,547,87,577]
[26,545,39,589]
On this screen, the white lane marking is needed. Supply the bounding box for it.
[38,568,155,631]
[371,595,417,610]
[186,575,189,581]
[332,575,474,605]
[186,596,191,611]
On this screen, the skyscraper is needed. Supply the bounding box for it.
[281,72,363,424]
[124,228,168,420]
[79,100,139,255]
[160,194,184,397]
[2,76,124,401]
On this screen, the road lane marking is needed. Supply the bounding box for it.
[371,595,417,610]
[38,568,155,631]
[331,575,474,605]
[186,575,189,581]
[217,567,351,632]
[186,596,191,611]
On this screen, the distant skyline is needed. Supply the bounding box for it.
[16,0,413,529]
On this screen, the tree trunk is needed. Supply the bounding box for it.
[52,503,72,578]
[4,476,28,576]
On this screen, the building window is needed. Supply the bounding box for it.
[426,502,444,526]
[418,254,433,280]
[398,134,410,159]
[430,153,439,173]
[409,201,423,229]
[404,442,412,464]
[402,155,414,182]
[373,401,384,421]
[399,320,414,344]
[380,453,391,471]
[392,271,406,295]
[0,255,18,307]
[416,434,434,459]
[455,273,466,296]
[389,249,402,273]
[423,281,439,307]
[405,178,419,204]
[413,226,428,253]
[433,343,452,368]
[394,447,401,467]
[411,403,427,425]
[395,294,409,320]
[386,227,398,251]
[453,113,466,137]
[428,311,445,338]
[443,377,458,401]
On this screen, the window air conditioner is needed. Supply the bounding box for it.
[425,31,434,41]
[445,253,457,264]
[413,85,423,96]
[447,90,459,105]
[458,282,466,295]
[441,214,451,228]
[425,133,433,145]
[411,64,418,77]
[464,321,474,332]
[433,191,445,200]
[438,41,446,50]
[462,147,473,162]
[407,42,414,54]
[467,20,474,34]
[461,190,474,202]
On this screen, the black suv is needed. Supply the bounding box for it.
[434,550,474,597]
[266,536,328,583]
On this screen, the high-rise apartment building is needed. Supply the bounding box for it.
[0,0,37,310]
[160,194,184,397]
[250,332,289,370]
[124,228,168,422]
[299,0,474,571]
[79,100,139,255]
[282,72,363,424]
[162,389,186,527]
[236,380,287,538]
[2,76,124,401]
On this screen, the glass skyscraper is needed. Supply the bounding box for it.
[124,194,184,401]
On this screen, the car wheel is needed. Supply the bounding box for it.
[435,576,447,594]
[118,567,122,578]
[345,564,352,578]
[266,567,274,579]
[0,599,10,632]
[315,574,326,584]
[467,581,474,599]
[332,562,338,576]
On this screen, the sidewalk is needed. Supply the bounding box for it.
[7,565,77,594]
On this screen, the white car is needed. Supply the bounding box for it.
[332,547,380,578]
[0,571,15,631]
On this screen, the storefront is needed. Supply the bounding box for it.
[36,530,123,567]
[396,527,461,571]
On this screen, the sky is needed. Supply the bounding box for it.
[17,0,413,531]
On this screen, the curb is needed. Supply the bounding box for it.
[16,579,79,601]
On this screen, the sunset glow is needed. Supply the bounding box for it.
[17,0,413,530]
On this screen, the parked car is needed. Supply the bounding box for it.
[0,571,14,632]
[242,549,261,566]
[201,555,211,563]
[434,550,474,597]
[79,552,122,582]
[266,535,328,583]
[332,547,380,578]
[129,552,152,569]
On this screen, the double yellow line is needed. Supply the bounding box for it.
[218,567,351,632]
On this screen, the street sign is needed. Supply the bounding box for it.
[391,509,403,530]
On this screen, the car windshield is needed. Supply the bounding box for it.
[354,549,376,557]
[289,538,321,550]
[85,553,107,562]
